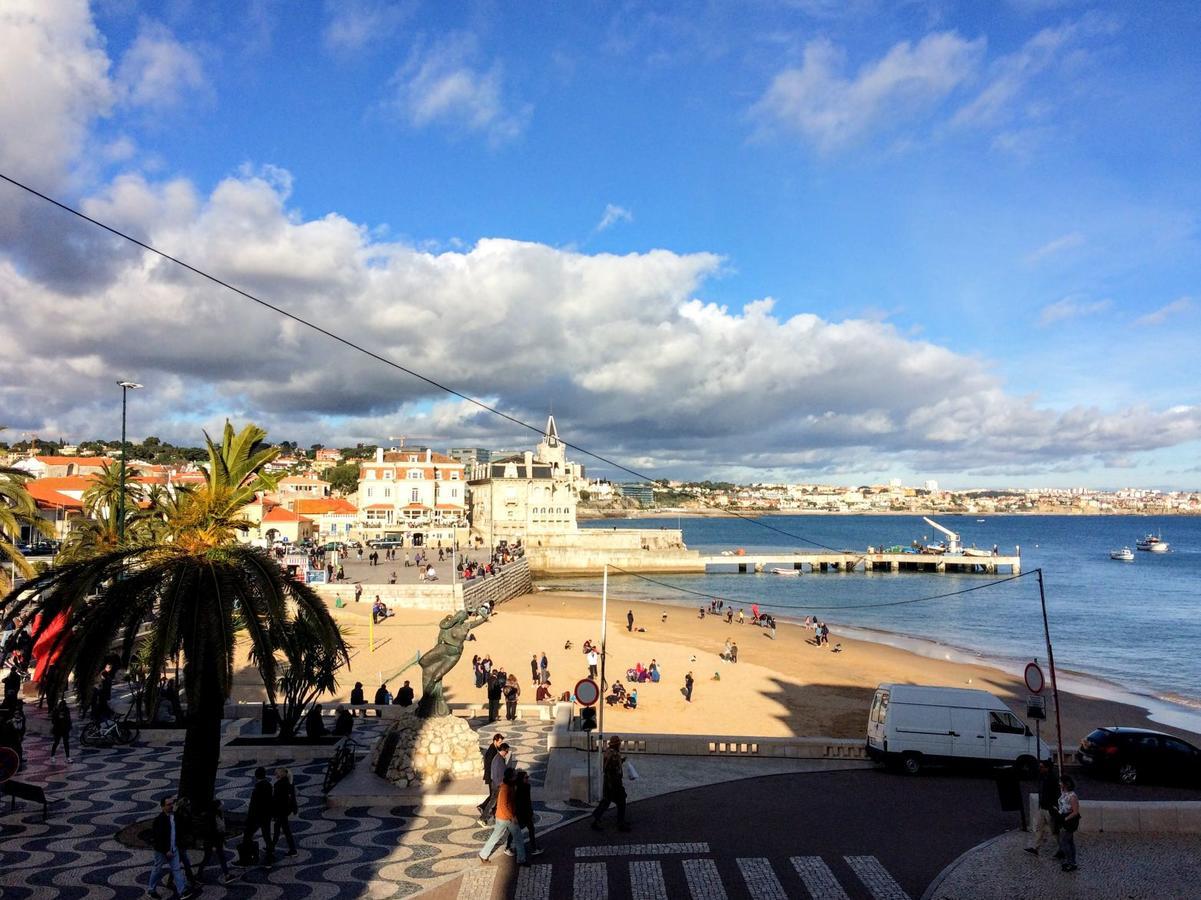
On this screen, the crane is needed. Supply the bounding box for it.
[922,517,961,554]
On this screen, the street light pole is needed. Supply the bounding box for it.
[1036,568,1066,774]
[116,381,143,541]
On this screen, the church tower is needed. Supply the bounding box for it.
[535,415,566,471]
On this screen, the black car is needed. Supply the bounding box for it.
[1076,726,1201,785]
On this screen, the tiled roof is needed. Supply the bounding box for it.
[263,506,305,522]
[294,498,357,515]
[34,456,114,467]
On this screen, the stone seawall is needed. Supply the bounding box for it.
[462,557,532,609]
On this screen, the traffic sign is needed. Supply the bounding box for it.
[1024,661,1045,695]
[574,678,600,707]
[1027,695,1047,720]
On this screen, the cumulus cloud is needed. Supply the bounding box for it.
[596,204,633,232]
[751,32,985,151]
[1038,295,1110,326]
[1135,297,1192,327]
[116,20,207,109]
[1026,231,1084,263]
[388,34,530,144]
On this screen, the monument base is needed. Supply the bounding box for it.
[371,710,481,788]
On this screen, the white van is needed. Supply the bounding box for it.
[866,684,1049,776]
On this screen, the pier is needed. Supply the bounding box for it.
[698,550,1021,576]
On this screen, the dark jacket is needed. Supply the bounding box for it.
[51,704,72,737]
[151,812,177,855]
[1038,770,1060,811]
[350,686,365,705]
[482,744,498,784]
[332,710,353,736]
[305,708,327,738]
[373,686,389,705]
[272,779,298,819]
[249,777,273,823]
[514,780,534,825]
[395,685,414,706]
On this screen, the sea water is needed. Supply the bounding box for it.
[545,515,1201,722]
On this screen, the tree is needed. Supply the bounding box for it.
[325,463,360,495]
[252,610,350,739]
[0,422,347,803]
[1,462,51,586]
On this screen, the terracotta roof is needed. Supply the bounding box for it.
[26,481,84,510]
[364,503,393,510]
[403,502,432,510]
[263,506,305,522]
[293,498,356,515]
[434,503,464,509]
[28,476,95,491]
[33,455,114,467]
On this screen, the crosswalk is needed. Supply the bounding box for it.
[458,846,913,900]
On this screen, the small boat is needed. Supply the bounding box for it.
[964,547,993,558]
[1136,534,1170,553]
[770,567,801,576]
[1110,547,1134,561]
[976,518,985,523]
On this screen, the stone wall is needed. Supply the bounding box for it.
[523,528,702,575]
[316,582,460,611]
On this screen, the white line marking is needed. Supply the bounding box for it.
[575,842,711,857]
[683,857,728,900]
[457,864,498,900]
[514,862,552,900]
[629,859,668,900]
[790,856,849,900]
[845,856,912,900]
[737,857,789,900]
[574,861,608,900]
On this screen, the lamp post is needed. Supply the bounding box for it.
[116,381,143,541]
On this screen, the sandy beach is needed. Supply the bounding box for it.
[231,590,1201,747]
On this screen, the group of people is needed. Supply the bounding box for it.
[349,680,415,708]
[1026,762,1082,872]
[371,597,394,623]
[804,616,832,647]
[474,658,524,721]
[475,732,541,865]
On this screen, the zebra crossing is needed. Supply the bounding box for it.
[457,844,913,900]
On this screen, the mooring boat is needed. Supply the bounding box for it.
[1136,534,1169,553]
[1110,547,1134,561]
[770,567,801,576]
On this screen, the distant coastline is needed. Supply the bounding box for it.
[578,508,1201,519]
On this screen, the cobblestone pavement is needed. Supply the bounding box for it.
[0,707,586,899]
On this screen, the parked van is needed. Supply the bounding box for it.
[866,684,1049,776]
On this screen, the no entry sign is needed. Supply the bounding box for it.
[574,678,600,707]
[1024,661,1045,695]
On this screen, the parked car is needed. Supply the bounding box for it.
[866,684,1049,776]
[1076,727,1201,785]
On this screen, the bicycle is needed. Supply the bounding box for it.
[322,737,359,793]
[79,711,140,747]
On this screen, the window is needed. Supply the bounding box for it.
[411,488,419,503]
[383,488,391,498]
[1162,737,1194,754]
[383,470,393,480]
[989,712,1026,735]
[365,487,374,498]
[871,692,889,725]
[408,469,423,479]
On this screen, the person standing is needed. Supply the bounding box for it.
[196,798,238,885]
[587,648,599,678]
[627,610,634,632]
[147,796,195,899]
[529,654,540,686]
[486,673,503,723]
[243,766,275,865]
[1057,776,1081,872]
[49,698,72,764]
[539,651,549,684]
[504,675,521,721]
[478,769,527,865]
[271,768,298,856]
[591,735,630,832]
[1025,761,1060,856]
[512,769,542,856]
[477,734,504,825]
[730,642,738,664]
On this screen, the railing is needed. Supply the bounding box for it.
[461,557,531,610]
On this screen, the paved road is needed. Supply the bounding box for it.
[431,766,1201,900]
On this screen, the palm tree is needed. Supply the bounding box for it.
[81,462,139,522]
[1,462,51,588]
[0,422,346,803]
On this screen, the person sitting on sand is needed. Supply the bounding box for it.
[624,689,638,710]
[649,660,660,682]
[607,682,626,706]
[711,671,721,681]
[698,607,706,619]
[721,638,733,661]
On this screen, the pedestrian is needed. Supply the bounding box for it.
[591,735,631,831]
[1025,760,1060,856]
[504,674,521,721]
[730,642,738,664]
[1057,776,1081,872]
[242,766,275,865]
[478,742,512,825]
[196,798,238,885]
[530,653,539,686]
[539,650,549,682]
[272,768,298,856]
[173,796,200,887]
[587,648,599,678]
[147,796,195,899]
[627,610,634,632]
[478,769,526,865]
[476,734,504,824]
[49,698,72,764]
[683,671,694,702]
[512,769,542,856]
[354,583,363,603]
[395,680,414,707]
[487,673,503,723]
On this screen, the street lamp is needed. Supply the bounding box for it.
[117,381,143,541]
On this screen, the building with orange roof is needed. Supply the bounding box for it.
[13,455,114,479]
[356,446,466,547]
[287,497,357,540]
[257,504,316,544]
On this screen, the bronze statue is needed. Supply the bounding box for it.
[416,608,488,717]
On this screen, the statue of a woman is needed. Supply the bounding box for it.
[416,608,488,718]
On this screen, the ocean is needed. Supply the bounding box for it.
[542,514,1201,726]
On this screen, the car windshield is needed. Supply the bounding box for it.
[1084,729,1112,744]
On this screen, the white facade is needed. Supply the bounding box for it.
[357,447,467,541]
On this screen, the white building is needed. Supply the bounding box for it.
[356,446,467,546]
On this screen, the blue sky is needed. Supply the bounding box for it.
[1,0,1199,488]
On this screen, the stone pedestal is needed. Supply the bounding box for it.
[370,711,480,788]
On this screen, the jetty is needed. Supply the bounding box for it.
[699,549,1020,576]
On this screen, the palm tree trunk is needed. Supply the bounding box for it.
[178,669,225,805]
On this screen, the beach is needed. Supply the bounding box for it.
[231,590,1201,747]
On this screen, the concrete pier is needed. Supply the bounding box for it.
[699,550,1020,576]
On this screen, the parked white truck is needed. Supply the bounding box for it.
[866,684,1050,776]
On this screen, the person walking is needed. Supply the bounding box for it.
[478,743,512,826]
[627,610,634,632]
[1025,761,1060,856]
[478,769,527,865]
[147,796,195,899]
[683,671,694,702]
[271,768,299,856]
[242,766,275,865]
[511,769,542,856]
[49,698,72,764]
[591,736,630,832]
[196,798,238,885]
[477,734,504,825]
[539,651,549,684]
[1057,776,1081,872]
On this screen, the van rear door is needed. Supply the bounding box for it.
[867,689,889,749]
[950,708,989,760]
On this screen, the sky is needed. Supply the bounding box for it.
[0,0,1199,489]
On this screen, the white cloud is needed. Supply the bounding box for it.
[116,20,207,109]
[596,204,633,232]
[751,32,985,151]
[323,0,412,53]
[1026,231,1084,263]
[388,35,530,144]
[1038,296,1110,326]
[1135,297,1192,327]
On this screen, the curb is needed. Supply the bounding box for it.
[920,829,1016,900]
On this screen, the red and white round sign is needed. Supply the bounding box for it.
[574,678,600,707]
[1024,661,1045,695]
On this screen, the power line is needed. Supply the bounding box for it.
[604,563,1034,611]
[0,171,850,552]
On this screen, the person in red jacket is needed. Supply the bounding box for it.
[477,769,527,865]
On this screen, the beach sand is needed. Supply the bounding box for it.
[231,590,1201,747]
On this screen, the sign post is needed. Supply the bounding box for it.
[596,564,609,805]
[1025,660,1047,762]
